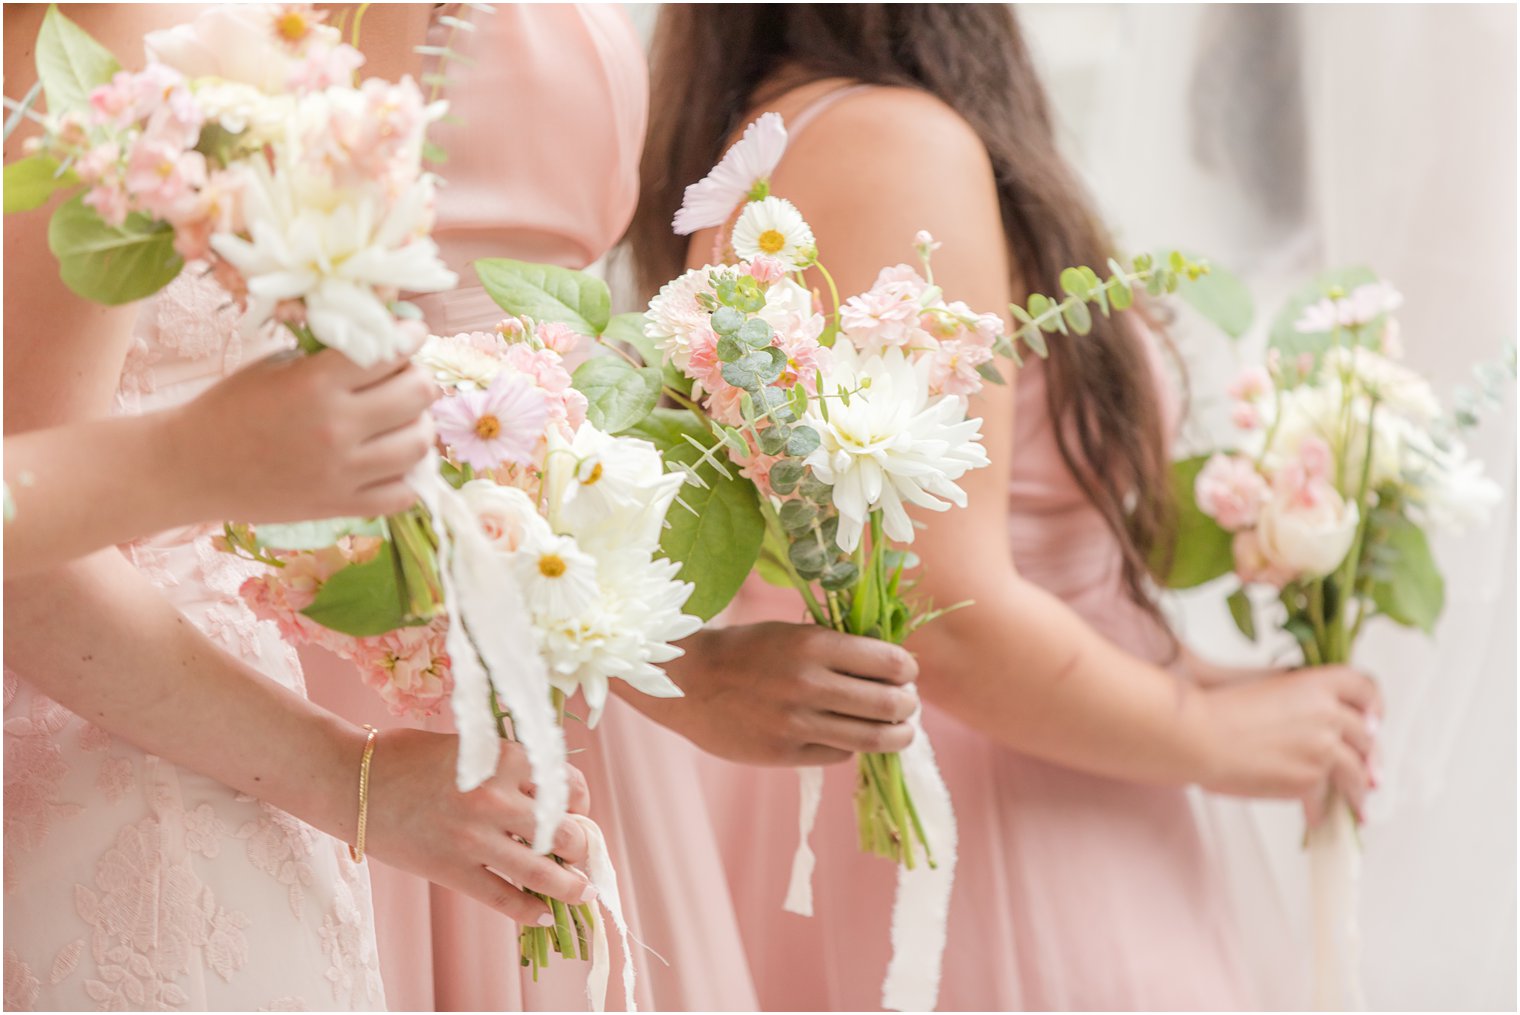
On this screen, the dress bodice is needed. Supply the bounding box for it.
[424,4,648,282]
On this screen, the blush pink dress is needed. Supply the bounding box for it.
[4,276,386,1011]
[695,84,1251,1011]
[299,6,760,1011]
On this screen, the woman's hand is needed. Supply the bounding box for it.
[171,348,439,523]
[1194,664,1382,822]
[628,622,921,766]
[363,730,598,927]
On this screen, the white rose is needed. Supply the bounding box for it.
[1257,483,1360,579]
[459,481,551,554]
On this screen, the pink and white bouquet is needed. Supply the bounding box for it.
[1165,275,1509,1008]
[234,314,699,983]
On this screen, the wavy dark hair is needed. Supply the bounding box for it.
[627,4,1177,618]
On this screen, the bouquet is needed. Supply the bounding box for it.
[5,4,455,642]
[460,112,1206,1010]
[1164,274,1510,1008]
[232,314,700,990]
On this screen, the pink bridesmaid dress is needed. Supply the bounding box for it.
[697,85,1252,1010]
[6,276,386,1011]
[300,6,759,1010]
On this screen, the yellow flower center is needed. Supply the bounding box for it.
[474,414,501,439]
[275,11,312,43]
[581,462,604,485]
[537,554,567,578]
[757,229,787,255]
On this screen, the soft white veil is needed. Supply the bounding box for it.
[1020,4,1516,1008]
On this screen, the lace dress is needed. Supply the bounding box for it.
[4,275,386,1012]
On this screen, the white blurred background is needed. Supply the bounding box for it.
[626,4,1517,1009]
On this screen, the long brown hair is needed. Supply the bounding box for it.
[628,4,1176,618]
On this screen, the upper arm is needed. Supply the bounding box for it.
[3,5,207,433]
[758,89,1022,595]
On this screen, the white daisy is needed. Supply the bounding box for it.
[731,196,816,272]
[510,530,603,623]
[673,112,788,235]
[804,346,990,552]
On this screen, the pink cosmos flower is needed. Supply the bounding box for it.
[674,112,788,235]
[432,372,550,470]
[1195,453,1270,532]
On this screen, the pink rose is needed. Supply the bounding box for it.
[1194,453,1269,532]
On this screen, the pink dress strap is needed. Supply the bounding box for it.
[785,82,878,139]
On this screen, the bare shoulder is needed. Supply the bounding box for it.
[780,85,991,185]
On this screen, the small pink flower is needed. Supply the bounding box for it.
[1232,529,1296,588]
[1231,402,1262,431]
[840,281,928,353]
[83,182,130,228]
[535,321,581,357]
[747,255,786,285]
[496,317,527,341]
[684,329,729,395]
[925,339,993,397]
[1296,352,1315,378]
[871,263,929,295]
[703,383,746,427]
[1226,364,1272,403]
[432,372,550,470]
[1195,453,1270,532]
[125,138,206,220]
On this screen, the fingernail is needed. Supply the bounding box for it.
[536,912,556,927]
[1370,759,1383,789]
[1366,713,1380,738]
[577,883,599,905]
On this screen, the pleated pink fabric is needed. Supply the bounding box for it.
[301,6,759,1009]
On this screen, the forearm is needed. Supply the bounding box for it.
[4,410,213,578]
[1180,645,1279,688]
[4,550,365,840]
[911,575,1217,787]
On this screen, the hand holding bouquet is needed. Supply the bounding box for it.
[1164,274,1511,1008]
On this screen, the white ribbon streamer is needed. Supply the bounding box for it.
[782,766,825,916]
[781,709,957,1012]
[411,457,569,853]
[569,814,639,1013]
[881,710,957,1012]
[1308,798,1365,1011]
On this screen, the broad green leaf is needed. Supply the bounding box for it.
[255,517,386,551]
[301,546,418,637]
[603,310,690,396]
[628,408,764,620]
[4,153,78,213]
[1154,455,1236,589]
[1370,514,1445,634]
[1176,259,1254,339]
[36,5,120,116]
[475,258,610,335]
[571,355,661,434]
[48,195,182,304]
[1268,266,1381,362]
[1226,586,1257,641]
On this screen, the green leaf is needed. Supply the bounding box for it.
[1062,298,1092,335]
[628,409,765,620]
[768,459,805,494]
[255,517,386,551]
[301,546,418,638]
[1154,455,1236,589]
[1226,586,1257,642]
[48,195,182,305]
[1176,259,1254,339]
[1370,514,1445,634]
[4,154,78,213]
[570,355,661,433]
[475,258,610,336]
[1268,266,1381,362]
[976,362,1007,386]
[1059,266,1090,299]
[36,5,120,116]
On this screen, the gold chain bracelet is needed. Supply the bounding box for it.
[348,724,379,862]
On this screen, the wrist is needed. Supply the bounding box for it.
[284,711,371,843]
[1177,681,1224,789]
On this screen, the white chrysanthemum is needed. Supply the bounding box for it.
[673,112,788,235]
[211,161,457,366]
[415,334,503,390]
[544,423,686,556]
[804,346,990,552]
[645,267,719,371]
[732,197,815,272]
[1324,345,1442,425]
[1402,430,1502,531]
